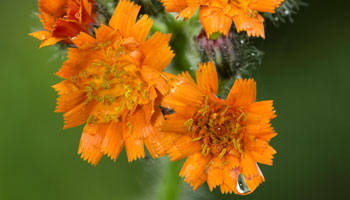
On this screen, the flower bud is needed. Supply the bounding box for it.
[196,29,262,79]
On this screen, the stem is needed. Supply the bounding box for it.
[157,160,183,200]
[151,13,197,77]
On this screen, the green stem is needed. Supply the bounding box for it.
[168,21,194,76]
[151,13,197,77]
[157,160,183,200]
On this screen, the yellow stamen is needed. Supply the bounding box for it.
[222,160,229,166]
[184,118,193,132]
[127,122,133,134]
[219,148,227,159]
[192,136,202,141]
[201,143,210,156]
[87,114,98,124]
[221,106,229,116]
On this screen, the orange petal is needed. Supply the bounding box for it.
[83,0,93,16]
[143,32,171,54]
[250,140,276,165]
[144,112,167,159]
[245,121,276,139]
[162,72,204,116]
[141,68,170,95]
[142,32,174,72]
[94,23,115,43]
[38,11,56,31]
[125,136,145,162]
[248,100,276,119]
[167,136,202,161]
[63,102,93,129]
[180,152,211,190]
[56,47,93,78]
[160,0,188,12]
[55,89,85,113]
[196,62,218,95]
[226,78,256,106]
[78,124,108,166]
[221,155,240,194]
[101,122,124,161]
[199,6,232,37]
[177,5,199,20]
[29,30,51,41]
[109,0,140,37]
[131,15,153,44]
[52,19,84,38]
[232,10,265,38]
[240,152,265,194]
[52,80,78,95]
[142,87,157,123]
[53,81,84,114]
[161,113,187,134]
[39,0,66,17]
[207,157,224,191]
[39,37,64,48]
[130,109,154,139]
[155,131,181,156]
[249,0,284,13]
[245,100,277,140]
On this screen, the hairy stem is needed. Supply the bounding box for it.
[157,160,183,200]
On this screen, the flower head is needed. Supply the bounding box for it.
[159,62,277,194]
[30,0,97,47]
[53,0,174,165]
[160,0,284,38]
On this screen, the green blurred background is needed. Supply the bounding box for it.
[0,0,349,199]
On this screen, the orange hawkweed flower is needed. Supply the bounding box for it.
[53,0,174,165]
[30,0,96,47]
[160,0,284,38]
[159,62,277,194]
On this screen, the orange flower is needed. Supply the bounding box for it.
[29,0,96,47]
[53,0,174,165]
[159,62,277,194]
[160,0,284,38]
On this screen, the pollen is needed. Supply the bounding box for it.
[67,35,150,125]
[190,98,247,157]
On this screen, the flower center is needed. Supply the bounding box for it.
[70,36,149,125]
[186,97,247,158]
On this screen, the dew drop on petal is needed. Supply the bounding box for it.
[236,174,251,194]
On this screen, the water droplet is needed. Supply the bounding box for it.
[236,174,251,194]
[284,9,290,15]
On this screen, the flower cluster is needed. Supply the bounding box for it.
[30,0,284,196]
